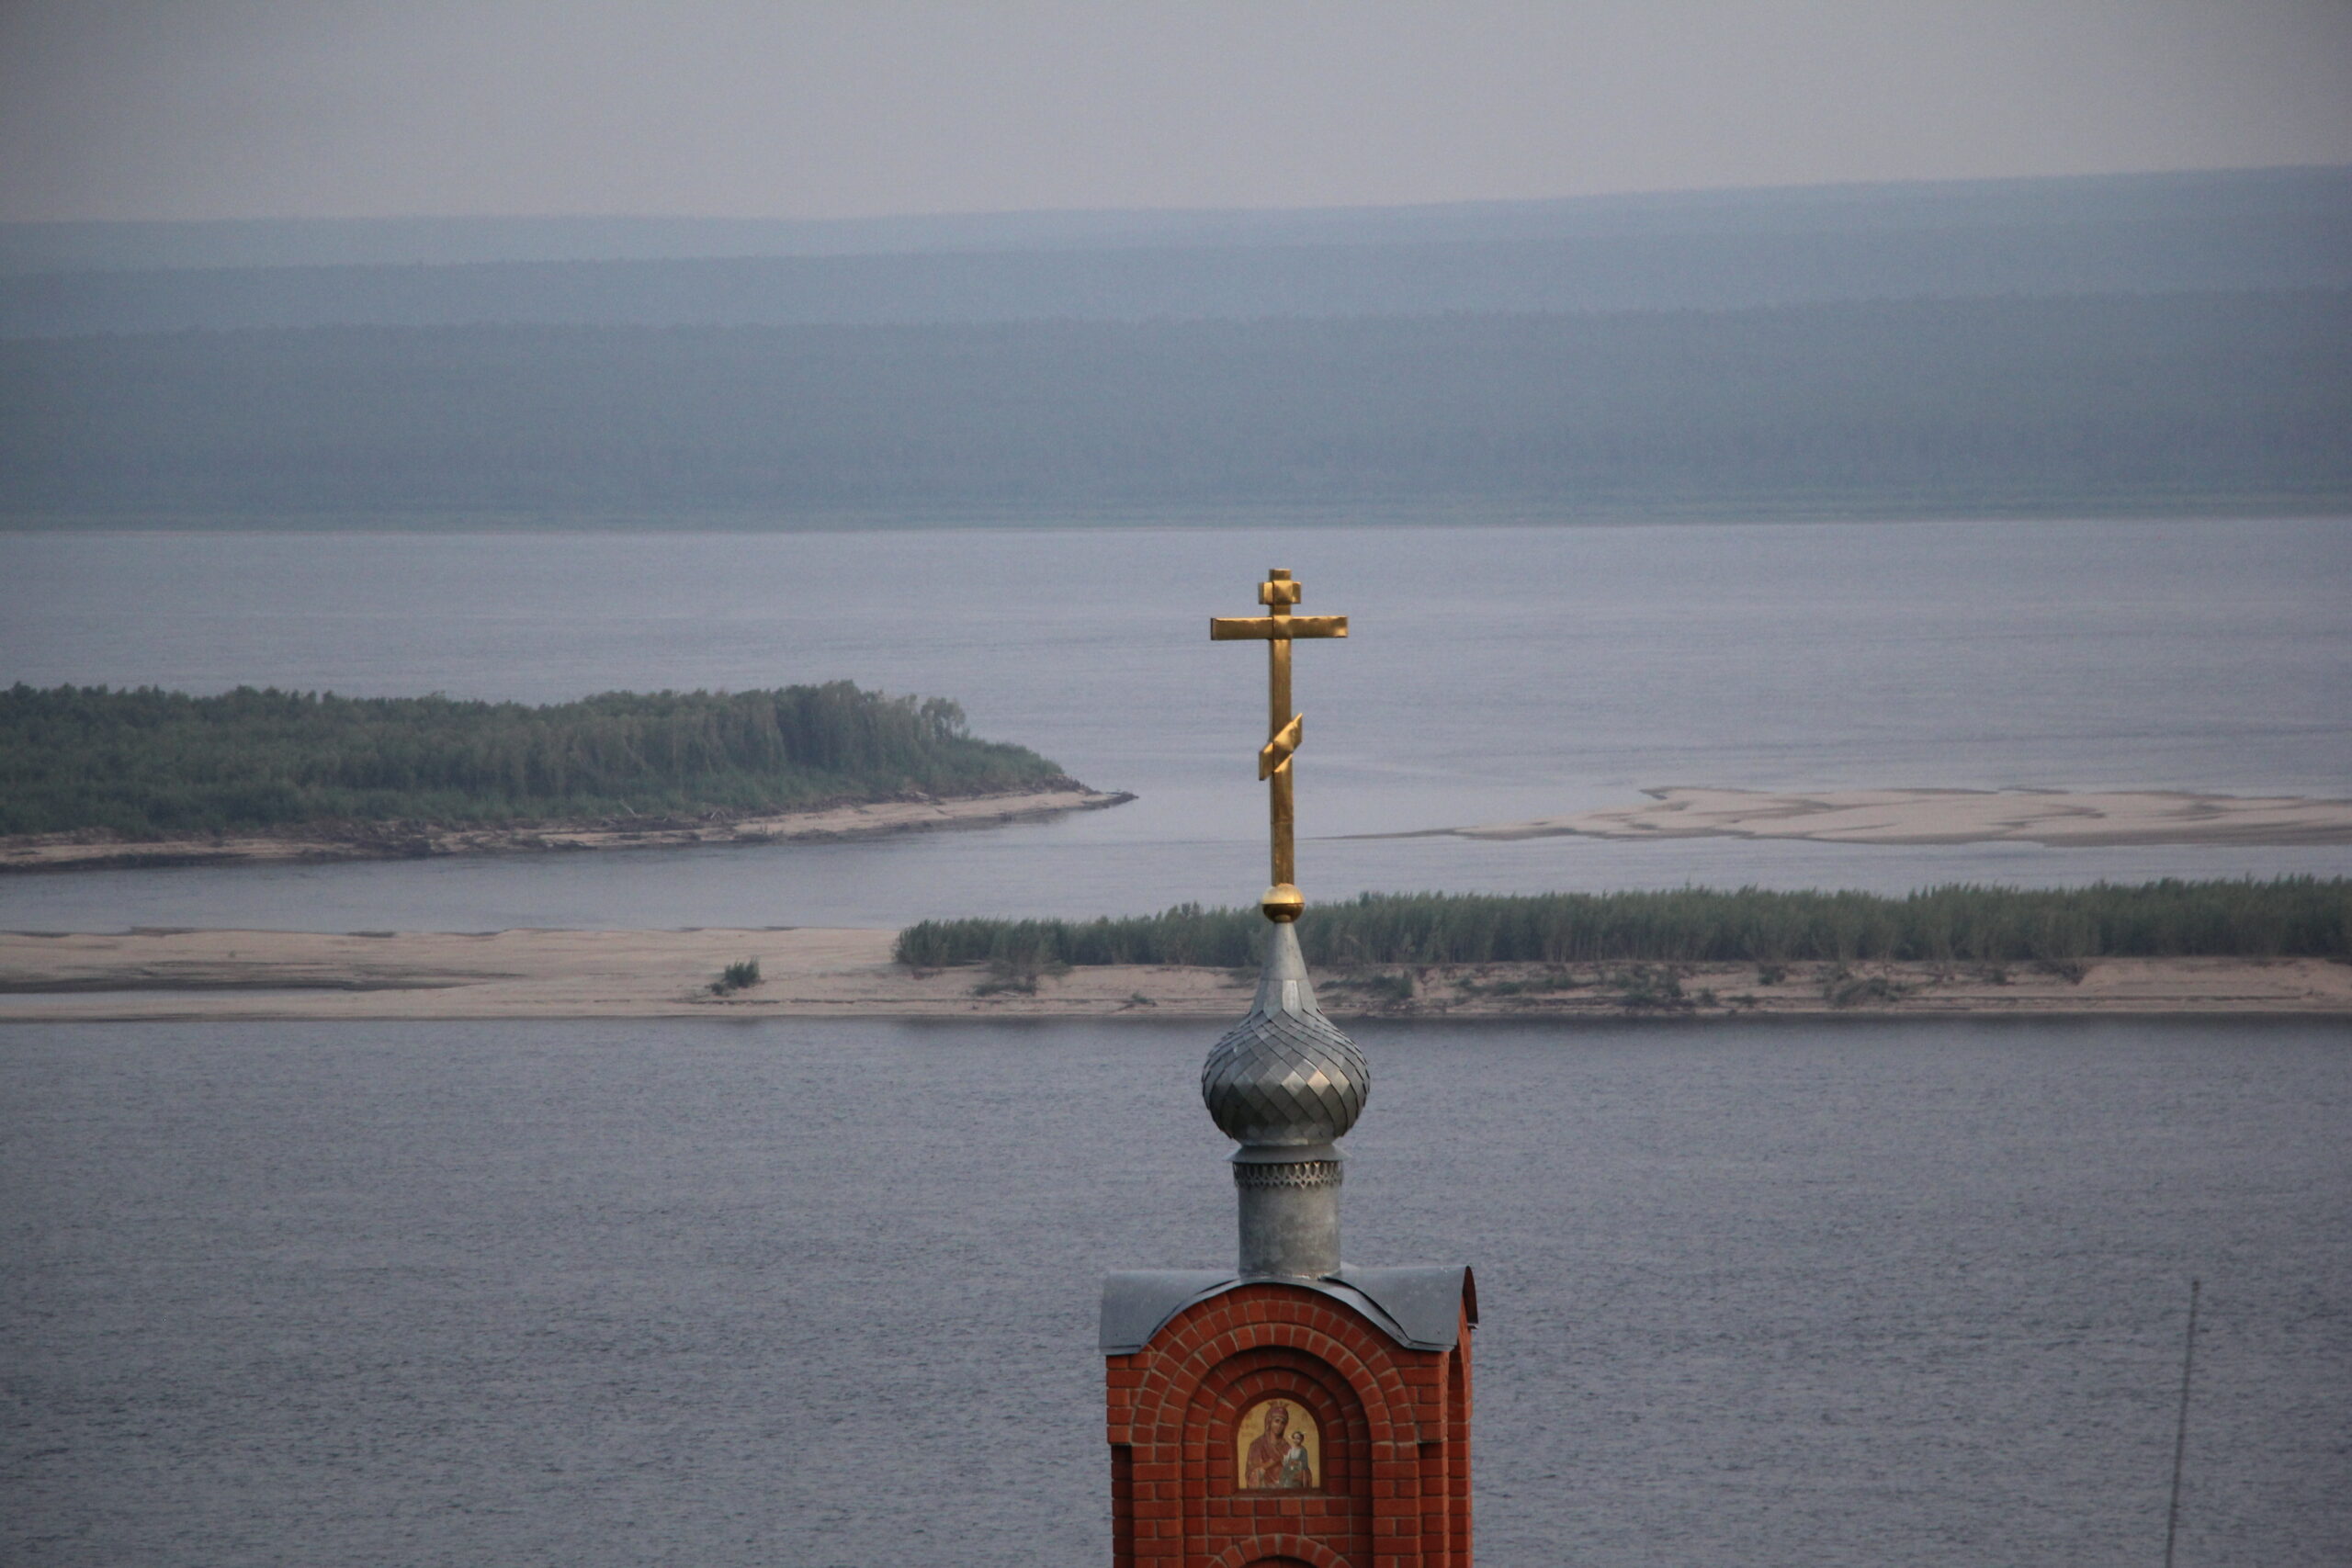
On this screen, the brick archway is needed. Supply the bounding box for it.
[1125,1286,1421,1451]
[1209,1536,1351,1568]
[1106,1278,1474,1566]
[1194,1343,1370,1494]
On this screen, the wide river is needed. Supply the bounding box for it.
[1,516,2347,931]
[4,1017,2346,1567]
[2,518,2347,1562]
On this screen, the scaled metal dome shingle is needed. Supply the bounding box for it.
[1202,921,1369,1146]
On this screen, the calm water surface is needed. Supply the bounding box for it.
[4,1018,2346,1567]
[3,520,2346,1560]
[2,517,2346,931]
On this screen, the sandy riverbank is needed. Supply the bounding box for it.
[3,927,2344,1021]
[1392,787,2352,847]
[0,786,1132,874]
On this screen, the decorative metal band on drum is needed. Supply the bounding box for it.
[1231,1158,1343,1191]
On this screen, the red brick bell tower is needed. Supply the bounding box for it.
[1104,566,1476,1566]
[1102,1264,1476,1568]
[1100,923,1477,1568]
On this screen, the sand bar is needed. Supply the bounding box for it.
[0,785,1132,874]
[3,928,2345,1021]
[1396,787,2352,848]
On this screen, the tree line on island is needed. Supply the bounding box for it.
[0,682,1069,839]
[897,883,2352,969]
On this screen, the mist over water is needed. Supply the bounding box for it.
[1,516,2346,932]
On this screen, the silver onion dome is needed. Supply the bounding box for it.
[1202,920,1369,1147]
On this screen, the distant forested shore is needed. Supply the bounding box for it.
[6,166,2345,325]
[897,883,2352,969]
[0,683,1074,840]
[4,288,2345,525]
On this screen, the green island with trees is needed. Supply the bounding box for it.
[0,682,1077,841]
[897,882,2352,970]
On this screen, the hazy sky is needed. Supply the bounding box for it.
[2,1,2348,223]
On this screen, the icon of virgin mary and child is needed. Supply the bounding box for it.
[1241,1400,1316,1490]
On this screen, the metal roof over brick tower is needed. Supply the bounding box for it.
[1102,570,1477,1568]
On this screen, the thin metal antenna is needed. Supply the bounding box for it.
[2163,1278,2201,1568]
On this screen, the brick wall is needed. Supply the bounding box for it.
[1106,1280,1474,1568]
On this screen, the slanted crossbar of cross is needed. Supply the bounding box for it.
[1210,569,1349,922]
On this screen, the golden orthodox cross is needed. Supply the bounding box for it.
[1210,568,1348,922]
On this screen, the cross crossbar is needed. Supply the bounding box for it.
[1209,615,1350,641]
